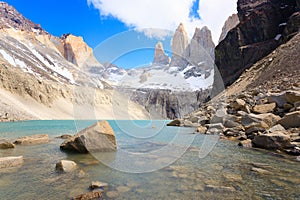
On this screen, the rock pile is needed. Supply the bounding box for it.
[168,89,300,156]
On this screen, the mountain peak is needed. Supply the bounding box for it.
[153,42,170,65]
[0,2,47,34]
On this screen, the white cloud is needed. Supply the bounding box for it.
[87,0,237,44]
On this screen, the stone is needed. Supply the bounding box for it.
[285,90,300,104]
[231,99,246,110]
[205,185,236,192]
[183,120,198,127]
[116,186,130,193]
[73,190,102,200]
[60,121,116,153]
[55,160,77,173]
[14,134,49,145]
[224,119,241,128]
[267,92,287,107]
[207,123,224,130]
[238,139,252,148]
[284,147,300,156]
[153,42,170,65]
[0,141,15,149]
[197,126,207,134]
[253,103,276,114]
[241,113,281,128]
[0,156,23,169]
[267,124,286,133]
[278,111,300,128]
[167,119,182,126]
[55,134,72,139]
[89,181,108,190]
[252,132,292,150]
[251,167,271,175]
[106,191,119,198]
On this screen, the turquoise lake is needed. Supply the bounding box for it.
[0,120,299,199]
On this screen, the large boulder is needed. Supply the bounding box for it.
[14,134,49,145]
[55,160,77,173]
[253,103,276,114]
[0,156,23,169]
[241,113,281,128]
[278,111,300,128]
[285,90,300,104]
[252,132,292,150]
[60,121,117,153]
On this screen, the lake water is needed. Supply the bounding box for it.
[0,120,299,200]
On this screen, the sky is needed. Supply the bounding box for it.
[3,0,237,68]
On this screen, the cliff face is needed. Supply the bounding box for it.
[215,0,300,87]
[170,23,189,67]
[218,14,239,43]
[188,27,215,68]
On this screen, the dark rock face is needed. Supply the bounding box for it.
[215,0,299,87]
[218,14,239,43]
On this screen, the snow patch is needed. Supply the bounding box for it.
[275,34,282,41]
[0,49,16,66]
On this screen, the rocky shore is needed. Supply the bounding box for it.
[168,89,300,157]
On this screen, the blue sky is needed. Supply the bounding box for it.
[3,0,237,68]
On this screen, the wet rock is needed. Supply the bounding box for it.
[285,90,300,104]
[278,111,300,128]
[284,147,300,156]
[89,181,108,190]
[106,191,119,198]
[297,156,300,162]
[251,167,271,175]
[0,141,15,149]
[55,134,72,139]
[197,126,207,134]
[205,185,236,192]
[55,160,77,173]
[14,134,49,145]
[167,119,182,126]
[116,186,130,193]
[252,132,292,150]
[60,121,116,153]
[253,103,276,114]
[73,190,102,200]
[0,156,23,169]
[238,139,252,148]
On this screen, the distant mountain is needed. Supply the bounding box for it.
[0,2,149,121]
[218,14,239,44]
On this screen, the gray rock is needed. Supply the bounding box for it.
[286,90,300,104]
[267,92,287,107]
[14,134,49,145]
[242,113,281,128]
[0,156,23,169]
[167,119,182,126]
[60,121,116,153]
[55,160,77,173]
[278,111,300,128]
[252,131,292,150]
[253,103,276,114]
[267,124,286,133]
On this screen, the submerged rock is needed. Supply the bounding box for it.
[238,139,252,148]
[55,134,72,139]
[55,160,77,173]
[14,134,49,145]
[0,141,15,149]
[205,185,236,192]
[0,156,23,169]
[73,190,102,200]
[60,121,116,153]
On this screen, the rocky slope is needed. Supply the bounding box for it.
[215,0,300,87]
[0,2,149,121]
[169,30,300,157]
